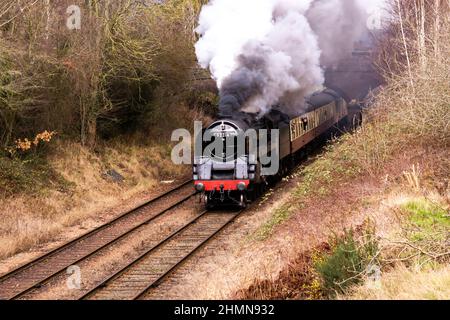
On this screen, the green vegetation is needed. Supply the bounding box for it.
[314,199,448,298]
[314,227,379,296]
[0,155,70,197]
[402,199,449,242]
[254,203,293,241]
[404,199,449,228]
[0,130,70,196]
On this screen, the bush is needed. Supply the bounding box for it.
[315,226,379,296]
[0,155,69,197]
[0,130,69,196]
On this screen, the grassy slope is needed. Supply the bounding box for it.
[0,136,189,260]
[247,42,449,299]
[341,264,450,300]
[0,93,211,261]
[340,197,449,300]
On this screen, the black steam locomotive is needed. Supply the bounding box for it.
[193,89,352,208]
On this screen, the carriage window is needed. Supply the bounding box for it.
[291,121,297,139]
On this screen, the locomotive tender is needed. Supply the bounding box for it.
[193,89,350,208]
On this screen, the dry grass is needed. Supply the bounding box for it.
[0,96,205,263]
[234,184,448,300]
[234,244,329,300]
[341,264,450,300]
[239,28,449,298]
[0,139,188,260]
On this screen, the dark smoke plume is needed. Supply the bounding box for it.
[195,0,386,117]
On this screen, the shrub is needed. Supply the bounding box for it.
[0,154,69,197]
[0,130,67,196]
[401,199,449,248]
[315,226,379,296]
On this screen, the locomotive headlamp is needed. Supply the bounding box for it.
[195,183,205,192]
[237,182,247,191]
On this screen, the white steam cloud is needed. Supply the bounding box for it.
[195,0,384,117]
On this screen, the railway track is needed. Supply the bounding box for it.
[0,180,196,300]
[81,209,243,300]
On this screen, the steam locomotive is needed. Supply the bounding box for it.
[193,89,353,208]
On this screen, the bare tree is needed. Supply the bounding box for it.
[396,0,414,87]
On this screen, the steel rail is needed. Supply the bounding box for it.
[133,210,243,300]
[0,180,194,300]
[79,209,210,300]
[80,209,244,300]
